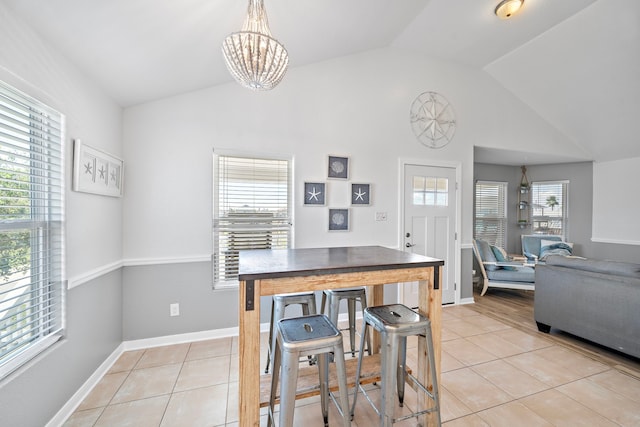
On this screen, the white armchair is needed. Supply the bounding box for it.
[472,239,535,296]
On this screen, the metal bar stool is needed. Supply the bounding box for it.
[265,292,317,374]
[351,304,440,427]
[320,288,372,357]
[268,314,351,427]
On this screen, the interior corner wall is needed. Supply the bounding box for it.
[473,162,522,254]
[474,161,595,254]
[527,161,640,262]
[0,4,124,426]
[524,162,594,254]
[122,47,579,339]
[475,160,640,263]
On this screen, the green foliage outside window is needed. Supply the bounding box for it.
[0,161,31,281]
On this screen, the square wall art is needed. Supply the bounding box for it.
[304,182,325,205]
[329,208,349,231]
[327,155,349,179]
[351,183,370,205]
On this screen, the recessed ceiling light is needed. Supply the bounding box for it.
[495,0,524,19]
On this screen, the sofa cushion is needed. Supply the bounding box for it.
[545,255,640,279]
[487,266,535,283]
[539,239,573,260]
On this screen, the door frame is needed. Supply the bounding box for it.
[397,158,462,305]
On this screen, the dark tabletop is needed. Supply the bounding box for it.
[238,245,444,281]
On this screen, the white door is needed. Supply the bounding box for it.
[403,164,456,305]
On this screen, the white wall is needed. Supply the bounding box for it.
[593,157,640,245]
[0,5,123,279]
[123,48,578,261]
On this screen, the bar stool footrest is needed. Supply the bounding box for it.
[259,354,404,407]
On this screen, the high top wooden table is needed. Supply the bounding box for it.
[237,246,444,426]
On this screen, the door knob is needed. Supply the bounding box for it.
[406,243,415,248]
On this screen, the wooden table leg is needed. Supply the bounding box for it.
[239,279,262,427]
[418,266,442,426]
[367,284,385,353]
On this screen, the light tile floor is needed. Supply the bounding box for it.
[63,305,640,426]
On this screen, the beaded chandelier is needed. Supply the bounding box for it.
[221,0,289,90]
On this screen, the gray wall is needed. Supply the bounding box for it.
[474,163,521,253]
[460,247,474,301]
[122,261,401,340]
[0,271,122,427]
[474,161,640,263]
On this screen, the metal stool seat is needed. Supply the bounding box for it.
[265,292,317,374]
[268,314,351,427]
[351,304,440,427]
[321,288,371,357]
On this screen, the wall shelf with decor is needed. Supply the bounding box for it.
[517,165,530,229]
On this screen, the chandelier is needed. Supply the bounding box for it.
[221,0,289,90]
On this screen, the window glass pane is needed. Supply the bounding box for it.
[213,154,291,288]
[531,181,567,237]
[436,178,448,206]
[425,177,437,192]
[0,80,64,379]
[474,181,507,248]
[413,176,425,192]
[413,176,449,206]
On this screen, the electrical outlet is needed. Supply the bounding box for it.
[170,303,180,317]
[375,212,388,221]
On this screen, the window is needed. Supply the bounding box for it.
[0,81,65,379]
[212,153,291,288]
[474,181,507,248]
[413,176,448,206]
[531,181,568,237]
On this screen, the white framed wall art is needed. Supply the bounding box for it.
[73,139,123,197]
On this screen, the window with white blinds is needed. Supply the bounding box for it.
[212,153,291,288]
[474,181,507,248]
[0,80,65,380]
[531,181,568,237]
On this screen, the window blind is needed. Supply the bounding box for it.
[531,181,568,237]
[0,81,65,379]
[474,181,507,248]
[213,154,291,288]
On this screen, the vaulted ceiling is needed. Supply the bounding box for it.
[4,0,639,163]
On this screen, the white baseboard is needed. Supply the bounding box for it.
[458,297,475,305]
[46,342,125,427]
[47,309,390,426]
[122,327,240,351]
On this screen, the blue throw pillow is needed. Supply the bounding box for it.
[491,245,516,270]
[539,239,573,261]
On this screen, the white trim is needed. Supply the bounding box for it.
[67,260,123,290]
[457,297,475,305]
[45,342,125,427]
[591,237,640,246]
[123,255,211,267]
[122,327,240,351]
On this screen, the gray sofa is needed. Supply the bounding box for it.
[535,255,640,358]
